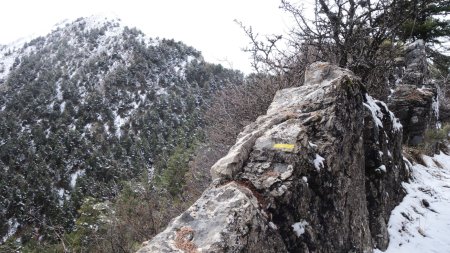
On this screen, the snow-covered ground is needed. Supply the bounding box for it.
[375,149,450,253]
[70,169,86,188]
[1,218,19,244]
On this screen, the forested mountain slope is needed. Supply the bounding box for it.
[0,16,243,245]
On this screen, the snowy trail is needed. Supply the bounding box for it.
[376,150,450,253]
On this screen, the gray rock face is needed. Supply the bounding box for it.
[388,85,438,145]
[362,95,407,249]
[138,62,409,253]
[438,79,450,123]
[138,182,287,253]
[402,40,429,86]
[388,39,439,145]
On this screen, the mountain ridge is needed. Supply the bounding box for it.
[0,15,243,246]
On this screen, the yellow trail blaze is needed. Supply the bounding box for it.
[273,143,295,151]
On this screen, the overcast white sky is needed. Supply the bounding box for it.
[0,0,295,74]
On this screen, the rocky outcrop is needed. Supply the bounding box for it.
[388,40,439,145]
[138,182,288,252]
[402,40,429,86]
[138,62,409,253]
[438,79,450,123]
[363,96,407,249]
[389,85,438,145]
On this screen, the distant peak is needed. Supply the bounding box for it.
[79,12,122,24]
[53,14,123,32]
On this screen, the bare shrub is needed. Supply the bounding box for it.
[204,75,296,149]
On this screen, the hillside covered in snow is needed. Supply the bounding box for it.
[376,149,450,253]
[0,15,243,247]
[1,3,449,251]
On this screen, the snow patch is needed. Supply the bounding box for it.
[389,111,403,132]
[56,188,66,206]
[113,110,129,138]
[60,101,66,113]
[364,94,384,128]
[432,95,440,128]
[104,123,110,135]
[1,218,19,243]
[147,165,155,183]
[314,154,325,171]
[44,128,51,138]
[156,87,168,96]
[376,165,387,173]
[432,95,439,119]
[308,141,318,148]
[374,150,450,252]
[0,35,40,82]
[57,188,64,198]
[292,220,309,237]
[55,80,63,100]
[139,93,147,102]
[70,169,85,188]
[364,94,402,131]
[269,221,278,230]
[132,101,139,109]
[187,55,196,63]
[84,123,92,131]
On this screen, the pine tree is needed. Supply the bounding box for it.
[399,0,450,43]
[399,0,450,74]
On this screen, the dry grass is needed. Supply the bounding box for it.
[403,146,427,166]
[404,123,450,162]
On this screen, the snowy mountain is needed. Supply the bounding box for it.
[0,16,243,245]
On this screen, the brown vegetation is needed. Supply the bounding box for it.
[174,226,198,253]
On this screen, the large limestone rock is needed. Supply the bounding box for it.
[362,95,406,249]
[388,40,439,145]
[138,182,288,252]
[138,62,409,253]
[438,79,450,123]
[402,40,429,86]
[389,85,438,145]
